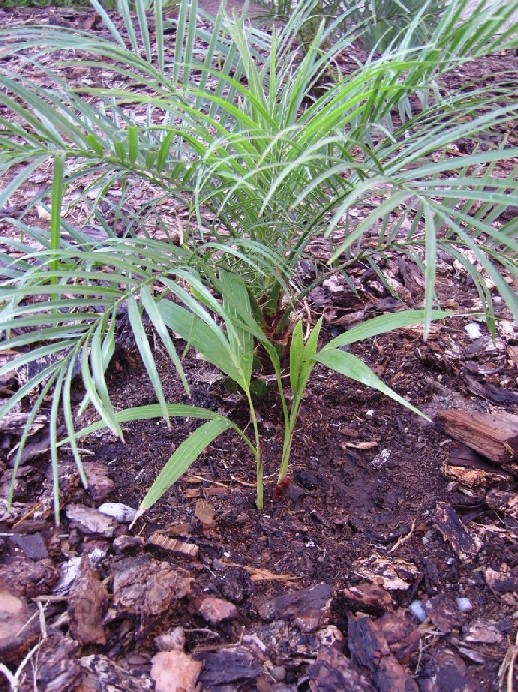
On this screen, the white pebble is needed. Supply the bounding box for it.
[98,502,137,523]
[456,597,473,613]
[409,600,427,623]
[465,322,482,339]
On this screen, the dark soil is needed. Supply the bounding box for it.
[1,5,518,691]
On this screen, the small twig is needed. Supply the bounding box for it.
[302,298,312,340]
[36,602,47,640]
[189,474,228,488]
[184,628,221,639]
[60,446,95,455]
[0,664,17,692]
[12,503,41,529]
[499,628,518,692]
[229,475,256,488]
[389,520,416,553]
[0,603,49,692]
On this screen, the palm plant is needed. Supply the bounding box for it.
[295,0,450,51]
[0,0,517,520]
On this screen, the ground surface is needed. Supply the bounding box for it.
[0,5,518,692]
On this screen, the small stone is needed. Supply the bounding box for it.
[465,322,482,339]
[8,532,48,560]
[194,595,238,624]
[98,502,137,523]
[409,600,427,623]
[270,665,286,682]
[66,504,118,537]
[456,597,473,613]
[83,543,110,564]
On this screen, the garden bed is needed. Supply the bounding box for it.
[1,5,518,691]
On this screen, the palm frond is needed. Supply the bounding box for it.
[1,0,517,517]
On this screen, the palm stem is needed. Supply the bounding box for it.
[245,391,263,509]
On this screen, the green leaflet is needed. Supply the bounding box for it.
[314,348,429,420]
[324,309,450,349]
[158,298,244,385]
[136,417,234,518]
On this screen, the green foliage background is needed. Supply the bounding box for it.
[0,0,516,518]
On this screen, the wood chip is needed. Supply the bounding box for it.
[68,554,107,645]
[151,651,201,692]
[219,561,299,584]
[147,532,199,558]
[434,502,481,560]
[437,409,518,470]
[194,499,216,527]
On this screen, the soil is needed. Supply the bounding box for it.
[0,5,518,692]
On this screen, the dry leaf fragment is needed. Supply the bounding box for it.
[342,440,379,450]
[195,499,216,527]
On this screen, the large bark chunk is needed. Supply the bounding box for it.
[436,409,518,470]
[68,554,108,645]
[151,651,202,692]
[111,556,192,617]
[257,583,332,633]
[308,646,372,691]
[0,588,39,665]
[434,503,481,560]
